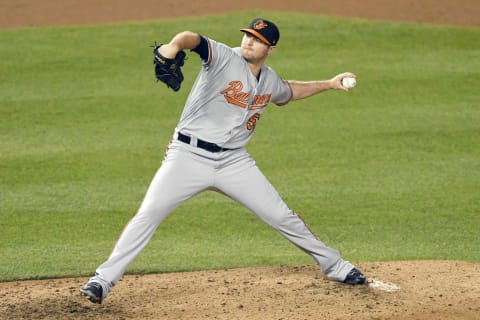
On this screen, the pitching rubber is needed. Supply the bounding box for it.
[367,279,401,292]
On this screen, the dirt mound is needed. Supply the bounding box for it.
[1,261,479,319]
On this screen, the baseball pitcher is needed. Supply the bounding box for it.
[81,18,366,304]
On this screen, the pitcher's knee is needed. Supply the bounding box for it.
[264,209,296,229]
[134,206,171,226]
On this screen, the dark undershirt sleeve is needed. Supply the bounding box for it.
[191,35,209,62]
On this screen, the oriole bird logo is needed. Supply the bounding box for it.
[253,20,268,30]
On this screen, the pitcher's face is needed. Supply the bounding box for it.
[240,33,274,63]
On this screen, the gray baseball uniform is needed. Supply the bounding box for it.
[85,34,356,301]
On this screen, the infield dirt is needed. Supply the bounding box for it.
[1,1,479,319]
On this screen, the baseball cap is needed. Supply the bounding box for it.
[240,18,280,46]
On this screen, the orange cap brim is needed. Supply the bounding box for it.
[240,29,271,46]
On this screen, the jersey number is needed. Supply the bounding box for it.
[247,113,261,130]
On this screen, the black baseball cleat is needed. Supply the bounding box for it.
[343,268,366,285]
[80,282,104,304]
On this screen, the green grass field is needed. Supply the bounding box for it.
[1,12,479,282]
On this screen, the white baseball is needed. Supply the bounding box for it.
[341,77,356,89]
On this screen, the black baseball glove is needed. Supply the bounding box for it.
[153,44,186,92]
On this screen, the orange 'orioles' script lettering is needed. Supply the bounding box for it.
[220,81,249,108]
[220,81,272,110]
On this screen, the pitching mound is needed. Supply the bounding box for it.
[1,261,479,319]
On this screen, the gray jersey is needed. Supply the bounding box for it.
[176,38,292,149]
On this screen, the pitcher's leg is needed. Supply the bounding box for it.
[86,146,214,300]
[215,158,353,281]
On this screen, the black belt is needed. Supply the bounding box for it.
[177,132,232,153]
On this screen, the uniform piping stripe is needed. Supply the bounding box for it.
[206,38,213,65]
[276,80,293,106]
[294,211,320,241]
